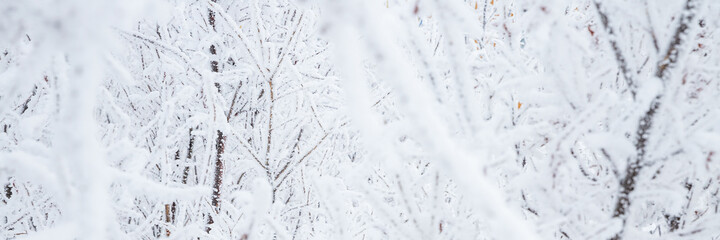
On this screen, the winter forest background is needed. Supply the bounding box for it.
[1,0,720,239]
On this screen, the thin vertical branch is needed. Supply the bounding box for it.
[594,1,637,98]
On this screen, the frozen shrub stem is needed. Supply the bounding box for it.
[606,0,699,239]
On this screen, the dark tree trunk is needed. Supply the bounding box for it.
[206,1,224,232]
[607,1,697,239]
[207,130,226,232]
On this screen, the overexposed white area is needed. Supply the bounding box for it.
[1,0,719,239]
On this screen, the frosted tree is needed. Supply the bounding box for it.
[2,0,720,240]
